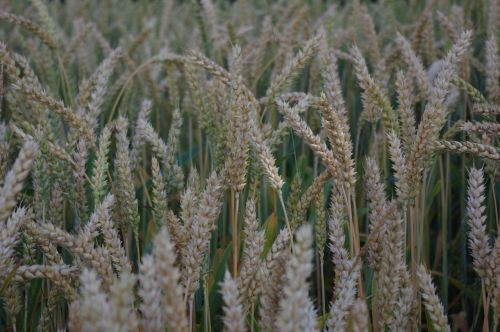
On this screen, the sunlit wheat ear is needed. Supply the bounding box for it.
[377,205,405,328]
[187,49,283,192]
[187,50,232,88]
[153,227,188,332]
[451,76,487,105]
[0,140,38,222]
[63,20,93,61]
[387,131,410,202]
[0,11,58,50]
[485,36,500,103]
[108,272,138,332]
[200,0,219,45]
[318,41,347,117]
[458,121,500,136]
[466,167,492,288]
[23,209,65,268]
[350,299,369,332]
[487,0,499,36]
[277,98,341,180]
[182,171,225,297]
[436,11,459,42]
[28,220,115,287]
[328,185,351,281]
[31,0,59,42]
[11,125,70,166]
[259,229,290,331]
[13,265,77,291]
[417,265,451,332]
[390,268,415,330]
[113,117,140,235]
[365,154,406,329]
[410,3,434,52]
[184,60,206,113]
[13,79,92,141]
[350,45,398,132]
[150,156,168,224]
[0,42,21,80]
[221,270,246,332]
[179,169,200,248]
[247,119,284,191]
[325,260,360,332]
[395,70,416,154]
[133,101,182,181]
[290,171,331,231]
[78,47,122,114]
[434,140,500,161]
[192,52,282,191]
[225,45,250,193]
[72,137,88,223]
[138,255,162,332]
[251,15,273,80]
[396,32,432,97]
[319,94,356,191]
[70,268,110,331]
[472,102,500,116]
[271,6,308,78]
[91,126,112,205]
[11,51,42,93]
[3,282,21,328]
[165,107,183,174]
[287,175,303,230]
[314,191,327,261]
[489,237,500,327]
[356,3,381,64]
[132,100,168,168]
[406,30,472,198]
[130,99,153,166]
[364,157,387,269]
[0,207,29,278]
[2,1,500,330]
[276,224,317,332]
[95,194,129,273]
[238,198,265,308]
[266,32,323,101]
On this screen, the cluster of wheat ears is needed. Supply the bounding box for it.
[1,0,500,331]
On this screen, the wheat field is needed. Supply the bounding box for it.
[0,0,499,331]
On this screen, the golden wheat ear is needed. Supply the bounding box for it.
[221,270,246,332]
[0,140,38,222]
[466,167,492,287]
[417,265,451,332]
[276,224,317,332]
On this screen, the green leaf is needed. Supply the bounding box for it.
[262,212,278,258]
